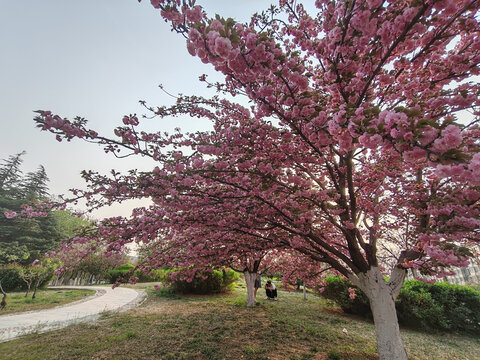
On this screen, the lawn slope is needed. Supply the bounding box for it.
[0,285,478,359]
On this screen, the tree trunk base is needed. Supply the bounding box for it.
[351,267,408,360]
[244,271,257,307]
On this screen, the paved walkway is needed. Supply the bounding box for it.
[0,286,146,342]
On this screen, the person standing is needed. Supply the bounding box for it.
[254,274,262,299]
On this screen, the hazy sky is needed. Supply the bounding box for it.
[0,0,267,218]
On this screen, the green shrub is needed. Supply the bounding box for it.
[133,269,163,283]
[163,268,239,294]
[38,266,54,289]
[117,263,135,271]
[0,264,53,292]
[397,280,480,334]
[319,276,480,334]
[106,263,134,283]
[0,264,25,291]
[153,285,180,299]
[396,282,446,330]
[319,276,371,316]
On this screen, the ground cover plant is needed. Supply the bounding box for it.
[30,1,480,358]
[0,288,95,315]
[0,286,478,360]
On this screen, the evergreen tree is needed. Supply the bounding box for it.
[21,165,49,200]
[0,151,25,198]
[0,153,62,265]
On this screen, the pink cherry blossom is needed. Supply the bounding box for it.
[4,211,17,219]
[431,125,463,154]
[214,37,232,59]
[348,287,357,300]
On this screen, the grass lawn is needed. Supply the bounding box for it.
[0,288,96,315]
[0,283,478,360]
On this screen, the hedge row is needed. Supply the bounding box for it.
[133,269,164,283]
[105,263,165,284]
[105,263,135,283]
[320,276,480,334]
[160,268,239,294]
[105,264,238,294]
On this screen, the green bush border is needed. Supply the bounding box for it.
[319,276,480,334]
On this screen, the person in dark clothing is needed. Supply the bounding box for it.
[265,280,277,300]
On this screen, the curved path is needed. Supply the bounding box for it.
[0,286,146,342]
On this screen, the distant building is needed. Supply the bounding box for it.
[406,258,480,286]
[445,260,480,285]
[128,254,139,264]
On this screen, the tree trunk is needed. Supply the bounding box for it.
[244,271,257,307]
[303,280,307,300]
[0,279,7,310]
[22,277,32,297]
[350,267,408,360]
[32,278,42,300]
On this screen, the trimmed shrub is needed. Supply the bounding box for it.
[319,276,371,316]
[397,280,480,334]
[133,269,163,283]
[319,276,480,334]
[106,263,135,283]
[0,264,25,291]
[396,282,446,330]
[163,268,239,294]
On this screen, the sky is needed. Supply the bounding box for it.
[0,0,268,218]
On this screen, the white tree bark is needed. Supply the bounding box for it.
[244,271,257,307]
[349,267,408,360]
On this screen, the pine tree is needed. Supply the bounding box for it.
[20,165,49,201]
[0,153,61,265]
[0,151,25,198]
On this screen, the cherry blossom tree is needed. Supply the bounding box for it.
[271,250,334,291]
[34,0,480,358]
[50,242,126,285]
[90,183,291,306]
